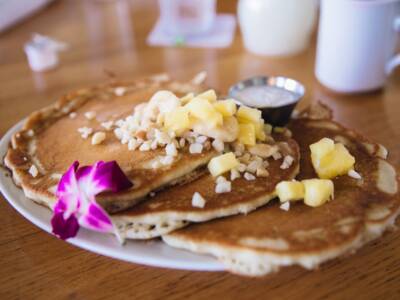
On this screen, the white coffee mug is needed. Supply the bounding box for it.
[238,0,318,56]
[315,0,400,93]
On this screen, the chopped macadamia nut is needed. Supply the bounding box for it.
[154,130,170,145]
[189,143,203,154]
[150,140,158,150]
[101,121,114,131]
[69,112,77,119]
[151,159,162,169]
[272,151,282,160]
[240,153,251,164]
[161,155,174,166]
[230,168,240,181]
[248,144,278,158]
[28,165,39,177]
[244,172,256,181]
[84,111,96,120]
[91,132,106,145]
[179,138,186,148]
[26,129,34,137]
[237,163,247,173]
[216,176,227,184]
[166,143,178,157]
[280,155,294,169]
[139,141,151,151]
[280,201,290,211]
[114,128,123,139]
[78,127,93,139]
[196,136,208,144]
[247,160,262,173]
[192,192,206,208]
[283,128,292,138]
[215,180,232,194]
[348,169,362,180]
[212,139,224,152]
[256,167,269,177]
[114,87,127,96]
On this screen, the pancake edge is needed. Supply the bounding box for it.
[162,203,400,277]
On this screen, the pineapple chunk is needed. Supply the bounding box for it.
[310,138,335,164]
[213,99,237,117]
[185,97,223,127]
[254,120,266,141]
[197,89,217,102]
[264,123,273,135]
[276,180,304,203]
[302,179,334,207]
[237,106,262,124]
[164,107,190,134]
[310,138,355,179]
[238,123,256,145]
[180,93,194,105]
[208,152,239,177]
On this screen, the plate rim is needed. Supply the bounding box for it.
[0,120,224,272]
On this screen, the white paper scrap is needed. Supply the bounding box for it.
[24,33,68,72]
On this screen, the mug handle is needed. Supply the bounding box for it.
[385,16,400,74]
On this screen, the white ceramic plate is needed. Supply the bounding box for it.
[0,120,224,272]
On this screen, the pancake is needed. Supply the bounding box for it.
[112,134,300,239]
[163,109,400,276]
[4,75,217,213]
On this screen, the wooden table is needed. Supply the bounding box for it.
[1,1,399,299]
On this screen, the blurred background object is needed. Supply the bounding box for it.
[148,0,235,48]
[316,0,400,94]
[158,0,216,36]
[238,0,318,56]
[0,0,55,33]
[24,33,68,72]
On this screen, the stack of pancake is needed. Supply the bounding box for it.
[5,76,399,277]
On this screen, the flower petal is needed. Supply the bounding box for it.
[51,211,80,240]
[76,161,133,197]
[55,161,80,217]
[78,202,113,233]
[57,161,79,196]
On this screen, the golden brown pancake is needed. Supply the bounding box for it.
[163,112,400,277]
[112,134,300,239]
[4,76,217,213]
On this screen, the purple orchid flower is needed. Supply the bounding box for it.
[51,161,133,240]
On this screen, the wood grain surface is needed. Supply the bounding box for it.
[1,1,399,299]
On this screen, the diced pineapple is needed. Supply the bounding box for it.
[310,138,335,165]
[180,93,194,105]
[185,97,223,127]
[264,123,273,135]
[276,180,304,203]
[238,123,256,146]
[213,99,237,117]
[237,106,262,124]
[302,179,334,207]
[164,107,190,134]
[208,152,240,177]
[318,143,355,179]
[197,89,217,102]
[310,138,355,179]
[254,120,266,141]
